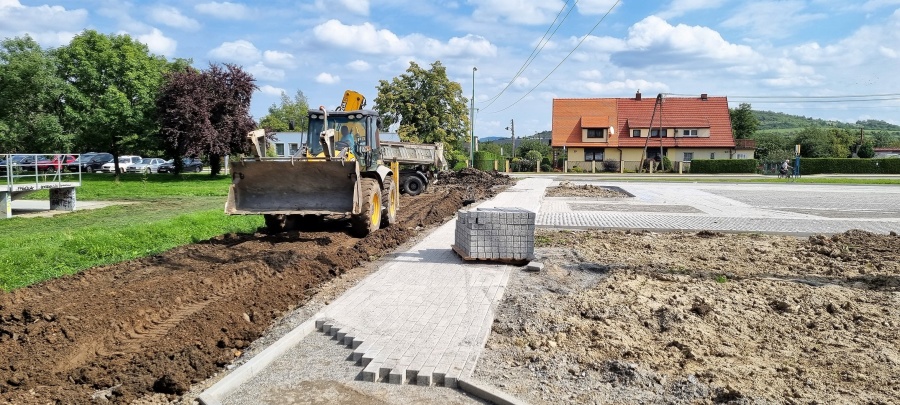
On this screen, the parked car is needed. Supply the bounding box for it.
[127,158,167,174]
[157,157,204,173]
[17,155,53,172]
[67,153,113,173]
[38,154,77,172]
[2,154,32,173]
[100,155,142,173]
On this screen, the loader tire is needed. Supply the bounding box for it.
[381,176,398,227]
[264,214,286,234]
[351,178,381,237]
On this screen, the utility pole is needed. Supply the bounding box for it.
[470,67,477,167]
[506,119,515,157]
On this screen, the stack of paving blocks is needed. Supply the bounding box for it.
[454,207,535,261]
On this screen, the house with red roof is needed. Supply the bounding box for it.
[552,92,755,172]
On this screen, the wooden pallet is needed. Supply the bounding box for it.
[450,244,529,266]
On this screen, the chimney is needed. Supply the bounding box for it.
[635,90,642,101]
[700,93,708,101]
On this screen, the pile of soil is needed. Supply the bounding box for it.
[475,229,900,404]
[545,181,630,198]
[0,169,512,404]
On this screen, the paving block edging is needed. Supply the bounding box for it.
[196,313,323,405]
[458,377,530,405]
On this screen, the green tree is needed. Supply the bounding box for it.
[729,103,759,139]
[751,132,792,161]
[374,61,468,152]
[258,90,309,132]
[56,30,175,175]
[516,138,551,159]
[793,127,854,158]
[0,35,71,152]
[478,142,502,157]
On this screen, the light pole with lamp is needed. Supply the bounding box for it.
[470,66,477,167]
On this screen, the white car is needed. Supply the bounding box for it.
[126,158,167,174]
[100,155,142,173]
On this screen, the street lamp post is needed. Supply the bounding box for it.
[470,66,477,168]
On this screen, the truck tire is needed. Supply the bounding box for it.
[381,176,398,227]
[402,175,425,196]
[351,178,381,237]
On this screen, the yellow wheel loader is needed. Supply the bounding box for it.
[225,105,400,237]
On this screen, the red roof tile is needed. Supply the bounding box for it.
[581,116,610,128]
[616,96,734,148]
[552,99,618,147]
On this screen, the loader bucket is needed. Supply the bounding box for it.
[225,159,358,215]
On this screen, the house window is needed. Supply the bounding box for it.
[683,152,693,162]
[736,153,747,159]
[710,152,715,159]
[275,143,285,156]
[682,129,698,137]
[632,129,641,137]
[584,148,604,161]
[587,128,606,138]
[650,128,667,137]
[289,143,299,155]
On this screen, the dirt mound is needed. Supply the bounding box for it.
[475,229,900,404]
[0,180,504,404]
[438,168,514,187]
[545,181,630,198]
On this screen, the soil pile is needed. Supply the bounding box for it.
[545,181,630,198]
[475,229,900,404]
[0,169,511,404]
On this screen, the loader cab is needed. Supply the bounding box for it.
[307,109,380,162]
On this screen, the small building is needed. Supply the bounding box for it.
[552,92,754,172]
[269,132,305,157]
[874,147,900,158]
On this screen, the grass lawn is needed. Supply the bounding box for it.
[1,173,262,291]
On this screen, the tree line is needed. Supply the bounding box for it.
[0,31,256,175]
[730,103,900,162]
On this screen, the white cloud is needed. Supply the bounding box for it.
[137,28,177,57]
[579,70,603,80]
[194,2,249,20]
[610,16,760,69]
[721,1,826,38]
[791,10,900,66]
[316,72,340,84]
[470,0,567,25]
[657,0,725,19]
[312,20,496,58]
[246,62,284,81]
[262,50,295,68]
[148,6,200,31]
[208,40,261,63]
[313,0,369,16]
[861,0,900,11]
[313,20,409,54]
[0,0,88,47]
[575,0,622,15]
[258,85,286,96]
[581,79,670,94]
[348,60,371,71]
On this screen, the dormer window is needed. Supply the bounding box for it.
[682,129,699,137]
[587,128,606,139]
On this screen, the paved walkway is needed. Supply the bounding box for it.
[201,179,900,404]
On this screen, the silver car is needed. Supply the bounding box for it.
[127,158,167,174]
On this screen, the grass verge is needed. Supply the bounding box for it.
[1,174,262,291]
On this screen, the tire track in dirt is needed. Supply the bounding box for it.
[0,170,513,404]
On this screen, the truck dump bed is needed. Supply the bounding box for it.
[380,141,446,169]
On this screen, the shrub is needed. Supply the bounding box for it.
[690,159,759,174]
[602,160,620,173]
[541,163,552,172]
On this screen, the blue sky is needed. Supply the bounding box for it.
[2,0,899,138]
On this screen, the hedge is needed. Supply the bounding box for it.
[689,159,758,174]
[796,158,900,175]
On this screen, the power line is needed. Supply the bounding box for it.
[729,97,900,103]
[479,0,577,109]
[483,0,621,114]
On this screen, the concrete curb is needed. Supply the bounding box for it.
[458,378,530,405]
[197,313,322,405]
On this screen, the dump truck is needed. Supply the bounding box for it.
[380,137,446,196]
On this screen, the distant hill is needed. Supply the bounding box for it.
[481,130,551,145]
[754,110,900,133]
